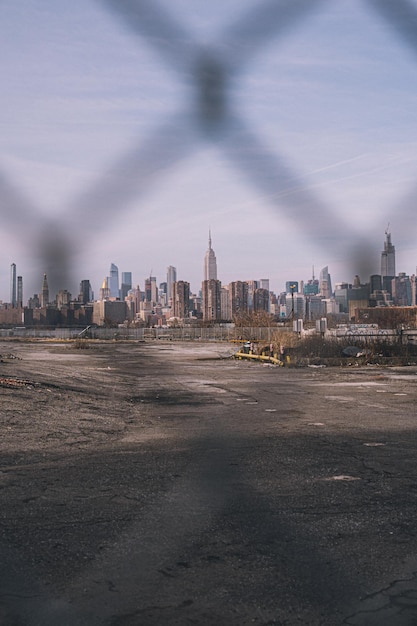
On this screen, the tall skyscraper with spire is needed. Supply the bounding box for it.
[204,230,217,281]
[381,227,396,280]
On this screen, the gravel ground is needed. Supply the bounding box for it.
[1,340,417,625]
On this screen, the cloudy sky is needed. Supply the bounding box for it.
[1,0,417,300]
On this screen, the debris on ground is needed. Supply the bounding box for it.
[0,377,38,388]
[0,353,21,361]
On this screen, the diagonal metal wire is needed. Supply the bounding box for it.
[217,115,377,279]
[222,0,331,72]
[365,0,417,57]
[94,0,373,272]
[100,0,197,72]
[69,112,199,229]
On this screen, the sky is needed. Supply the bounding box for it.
[1,0,417,301]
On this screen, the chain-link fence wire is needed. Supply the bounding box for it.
[2,0,417,294]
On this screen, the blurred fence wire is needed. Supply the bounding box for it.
[1,0,417,292]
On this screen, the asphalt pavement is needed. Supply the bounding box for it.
[1,340,417,625]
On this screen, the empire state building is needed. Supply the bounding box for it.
[204,231,217,281]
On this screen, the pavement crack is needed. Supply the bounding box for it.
[344,570,417,624]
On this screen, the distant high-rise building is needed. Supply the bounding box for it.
[253,288,270,313]
[202,279,221,321]
[28,293,40,309]
[303,279,319,296]
[145,277,152,302]
[144,276,158,304]
[381,228,395,293]
[10,263,17,307]
[17,276,23,308]
[220,286,231,321]
[79,280,93,304]
[172,281,190,319]
[151,277,158,303]
[134,285,142,316]
[167,266,177,303]
[41,273,49,308]
[411,274,417,306]
[99,277,110,301]
[285,292,306,318]
[204,231,217,281]
[246,280,259,311]
[392,273,411,306]
[370,274,382,293]
[319,267,332,298]
[109,263,119,298]
[120,272,132,300]
[56,289,71,310]
[229,281,249,317]
[159,282,167,307]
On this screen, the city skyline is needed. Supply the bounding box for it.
[1,2,417,301]
[3,228,416,308]
[2,228,417,330]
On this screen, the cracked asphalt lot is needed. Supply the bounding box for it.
[1,340,417,625]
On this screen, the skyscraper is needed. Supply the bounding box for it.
[17,276,23,308]
[392,273,411,306]
[202,279,221,321]
[166,266,177,303]
[220,286,231,321]
[229,281,249,317]
[246,280,259,311]
[133,285,142,315]
[172,281,190,319]
[99,277,110,301]
[121,272,132,300]
[41,273,49,308]
[204,231,217,281]
[381,228,395,293]
[319,266,332,299]
[145,276,157,304]
[254,288,270,313]
[10,263,17,307]
[79,279,93,304]
[109,263,119,298]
